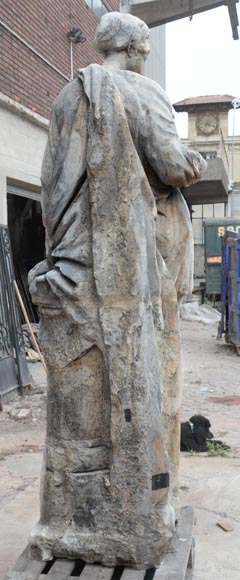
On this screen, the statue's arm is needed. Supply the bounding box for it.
[142,86,207,188]
[28,105,62,299]
[40,101,63,260]
[41,79,87,259]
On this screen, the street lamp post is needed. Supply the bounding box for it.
[67,28,86,80]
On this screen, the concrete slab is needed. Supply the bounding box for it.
[27,361,46,389]
[0,453,42,511]
[180,456,240,580]
[0,478,40,578]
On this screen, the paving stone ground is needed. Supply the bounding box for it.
[180,319,240,580]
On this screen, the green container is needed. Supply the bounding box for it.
[204,219,240,295]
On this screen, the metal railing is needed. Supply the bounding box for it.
[0,226,30,402]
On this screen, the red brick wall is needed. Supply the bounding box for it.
[0,0,119,118]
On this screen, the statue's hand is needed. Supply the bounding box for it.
[28,259,49,299]
[183,149,207,186]
[28,260,61,308]
[159,143,207,189]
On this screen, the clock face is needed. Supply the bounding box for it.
[197,113,219,135]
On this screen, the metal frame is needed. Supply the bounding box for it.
[219,231,240,354]
[127,0,239,39]
[0,225,31,403]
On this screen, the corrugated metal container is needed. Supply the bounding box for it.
[219,232,240,354]
[204,218,240,295]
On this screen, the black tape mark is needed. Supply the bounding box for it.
[152,473,169,491]
[124,408,132,422]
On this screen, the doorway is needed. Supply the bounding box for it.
[7,193,45,322]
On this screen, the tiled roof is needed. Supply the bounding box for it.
[173,95,236,112]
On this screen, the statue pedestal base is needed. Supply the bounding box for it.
[28,307,175,569]
[4,507,194,579]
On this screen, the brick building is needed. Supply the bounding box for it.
[0,0,119,118]
[0,0,119,320]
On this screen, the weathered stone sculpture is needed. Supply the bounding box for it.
[28,12,206,569]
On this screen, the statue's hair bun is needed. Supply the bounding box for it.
[94,12,150,55]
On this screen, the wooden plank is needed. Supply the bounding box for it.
[216,520,234,532]
[185,571,194,580]
[4,546,29,575]
[39,558,75,579]
[154,506,194,580]
[187,537,195,572]
[5,506,194,580]
[3,547,46,580]
[120,569,145,580]
[4,561,46,579]
[71,564,114,580]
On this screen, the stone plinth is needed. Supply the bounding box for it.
[29,307,174,568]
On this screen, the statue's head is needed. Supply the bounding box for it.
[94,12,150,74]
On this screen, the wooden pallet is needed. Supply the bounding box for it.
[4,506,194,580]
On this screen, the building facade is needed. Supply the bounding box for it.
[173,95,240,284]
[0,0,119,119]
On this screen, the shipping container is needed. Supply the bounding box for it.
[219,232,240,355]
[204,218,240,295]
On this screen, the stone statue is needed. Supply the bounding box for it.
[28,12,206,569]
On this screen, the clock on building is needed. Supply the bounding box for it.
[196,113,219,135]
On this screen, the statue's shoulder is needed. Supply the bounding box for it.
[133,73,172,109]
[53,78,83,111]
[48,78,85,129]
[112,70,172,112]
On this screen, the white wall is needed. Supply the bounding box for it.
[0,99,48,225]
[144,25,166,89]
[120,1,166,89]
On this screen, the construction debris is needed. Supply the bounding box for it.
[180,301,221,324]
[216,521,234,532]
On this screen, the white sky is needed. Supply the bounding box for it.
[166,4,240,137]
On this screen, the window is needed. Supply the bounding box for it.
[85,0,110,19]
[199,151,217,160]
[192,203,226,245]
[214,203,225,218]
[203,204,213,219]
